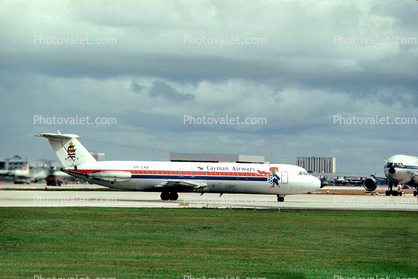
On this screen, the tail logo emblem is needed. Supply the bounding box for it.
[66,142,77,161]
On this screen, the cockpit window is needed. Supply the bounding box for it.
[298,171,308,175]
[387,162,404,167]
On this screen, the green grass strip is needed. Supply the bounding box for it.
[0,208,417,279]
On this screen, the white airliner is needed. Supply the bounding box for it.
[363,154,418,196]
[36,132,321,202]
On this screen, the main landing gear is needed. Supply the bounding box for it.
[386,190,403,196]
[160,191,179,201]
[277,195,285,202]
[385,182,403,196]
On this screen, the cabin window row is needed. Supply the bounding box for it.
[130,170,262,176]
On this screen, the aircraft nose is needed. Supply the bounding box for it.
[312,176,322,190]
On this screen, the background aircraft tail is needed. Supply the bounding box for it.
[36,132,97,168]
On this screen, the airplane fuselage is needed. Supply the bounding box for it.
[37,132,321,201]
[63,161,320,196]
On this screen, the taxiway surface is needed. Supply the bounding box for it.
[1,183,417,211]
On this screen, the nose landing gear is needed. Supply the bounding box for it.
[277,195,285,202]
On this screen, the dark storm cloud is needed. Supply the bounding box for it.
[370,1,418,30]
[0,52,280,82]
[148,80,194,102]
[3,49,416,105]
[130,81,145,93]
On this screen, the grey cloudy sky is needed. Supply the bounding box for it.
[1,0,417,173]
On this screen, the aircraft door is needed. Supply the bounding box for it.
[281,171,288,184]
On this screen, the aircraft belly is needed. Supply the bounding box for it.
[207,180,283,194]
[207,182,227,192]
[389,174,409,184]
[131,178,165,190]
[88,177,318,195]
[130,179,293,194]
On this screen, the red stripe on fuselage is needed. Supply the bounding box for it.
[66,169,268,177]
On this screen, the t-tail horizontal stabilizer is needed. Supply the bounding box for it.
[35,132,97,168]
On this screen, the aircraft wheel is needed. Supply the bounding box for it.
[385,191,391,196]
[169,192,179,200]
[277,196,284,202]
[393,191,399,196]
[414,191,417,196]
[160,192,170,201]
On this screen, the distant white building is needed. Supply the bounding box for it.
[296,157,336,173]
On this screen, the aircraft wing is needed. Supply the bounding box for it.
[313,172,387,182]
[154,180,207,190]
[312,172,387,191]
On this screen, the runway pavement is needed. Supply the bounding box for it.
[1,183,417,211]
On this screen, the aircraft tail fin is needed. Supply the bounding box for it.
[36,132,97,167]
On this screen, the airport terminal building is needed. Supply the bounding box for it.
[0,155,29,172]
[296,157,336,173]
